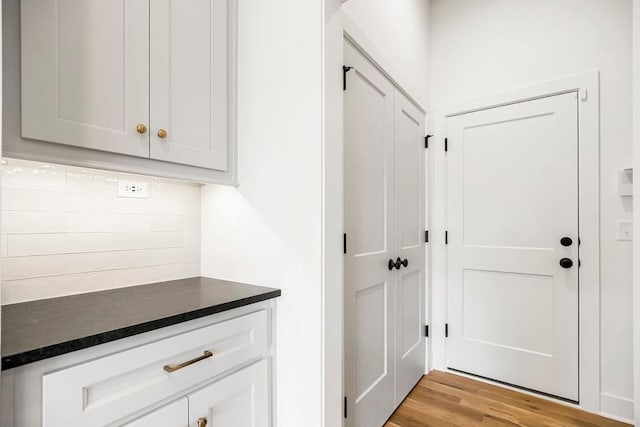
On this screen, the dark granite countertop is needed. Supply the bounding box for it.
[1,276,281,370]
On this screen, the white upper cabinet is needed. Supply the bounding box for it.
[150,0,229,170]
[19,0,236,181]
[21,0,151,157]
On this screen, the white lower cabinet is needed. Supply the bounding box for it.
[124,398,189,427]
[123,360,269,427]
[0,301,275,427]
[188,359,269,427]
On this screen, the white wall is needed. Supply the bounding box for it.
[200,0,324,426]
[0,159,201,304]
[430,0,633,421]
[342,0,430,104]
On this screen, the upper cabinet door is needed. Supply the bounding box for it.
[149,0,230,171]
[21,0,151,157]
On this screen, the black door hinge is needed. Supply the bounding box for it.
[425,230,429,243]
[445,138,448,152]
[343,233,347,254]
[445,230,448,245]
[445,323,449,338]
[425,325,429,337]
[343,66,354,91]
[344,396,348,419]
[425,134,433,149]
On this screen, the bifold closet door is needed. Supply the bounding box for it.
[393,92,426,406]
[344,41,396,427]
[344,39,426,427]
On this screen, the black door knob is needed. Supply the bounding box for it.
[396,257,408,268]
[388,259,400,271]
[560,237,573,247]
[559,258,574,269]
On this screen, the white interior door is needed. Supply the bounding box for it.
[21,0,150,157]
[344,41,396,427]
[393,91,426,405]
[446,92,579,401]
[150,0,229,170]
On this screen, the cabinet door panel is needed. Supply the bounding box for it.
[188,359,270,427]
[150,0,229,170]
[122,398,188,427]
[21,0,150,157]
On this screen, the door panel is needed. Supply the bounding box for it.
[344,41,395,427]
[122,398,188,427]
[393,92,425,405]
[446,93,579,401]
[150,0,229,170]
[21,0,150,156]
[188,360,269,427]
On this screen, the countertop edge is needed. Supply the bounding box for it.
[2,288,281,371]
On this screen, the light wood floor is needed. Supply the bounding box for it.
[385,371,632,427]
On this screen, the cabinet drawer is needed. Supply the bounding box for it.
[42,310,269,427]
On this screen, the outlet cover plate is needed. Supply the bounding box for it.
[118,179,150,199]
[617,220,633,241]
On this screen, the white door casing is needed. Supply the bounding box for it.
[21,0,150,157]
[150,0,229,170]
[446,93,579,401]
[344,40,396,427]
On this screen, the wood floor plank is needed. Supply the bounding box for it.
[385,371,632,427]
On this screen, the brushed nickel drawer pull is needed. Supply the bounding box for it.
[163,351,213,373]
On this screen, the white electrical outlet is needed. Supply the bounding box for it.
[617,220,633,241]
[117,179,150,199]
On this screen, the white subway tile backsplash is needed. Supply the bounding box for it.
[1,211,68,234]
[66,171,118,194]
[2,188,62,212]
[63,193,114,213]
[1,159,202,304]
[2,165,66,191]
[3,270,116,304]
[184,231,201,247]
[8,233,114,256]
[112,231,184,251]
[114,197,154,215]
[0,235,7,257]
[151,246,200,265]
[113,215,153,233]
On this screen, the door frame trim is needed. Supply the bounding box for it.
[428,71,601,414]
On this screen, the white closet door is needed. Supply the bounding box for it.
[393,91,425,406]
[21,0,150,157]
[446,93,579,401]
[344,41,396,427]
[150,0,229,170]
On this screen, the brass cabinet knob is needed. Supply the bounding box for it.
[157,129,168,139]
[136,124,147,134]
[197,418,207,427]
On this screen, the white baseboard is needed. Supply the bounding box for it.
[600,392,634,424]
